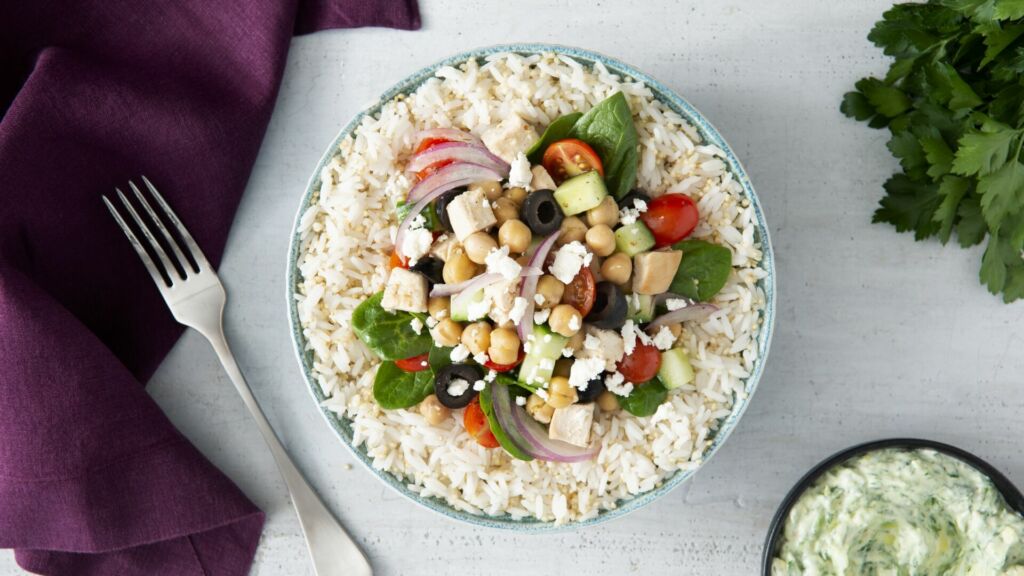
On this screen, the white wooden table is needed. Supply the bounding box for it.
[8,0,1024,574]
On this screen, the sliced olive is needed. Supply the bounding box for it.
[410,256,444,286]
[434,363,483,408]
[520,188,564,236]
[585,281,627,330]
[577,374,607,404]
[434,187,466,232]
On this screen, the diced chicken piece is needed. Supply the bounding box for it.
[429,234,458,262]
[530,165,557,191]
[446,188,496,241]
[486,279,519,327]
[380,267,428,313]
[481,112,540,163]
[576,326,624,371]
[548,403,595,448]
[632,250,683,295]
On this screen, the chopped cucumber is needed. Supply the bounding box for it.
[658,348,695,390]
[517,324,568,387]
[479,383,532,461]
[450,288,485,322]
[626,293,655,322]
[615,221,656,256]
[554,171,608,216]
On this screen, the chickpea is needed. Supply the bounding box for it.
[461,321,492,356]
[549,304,582,337]
[498,219,532,254]
[553,358,573,378]
[464,231,497,265]
[558,216,588,245]
[431,318,463,347]
[442,248,477,283]
[488,327,521,365]
[667,323,683,339]
[505,186,529,204]
[526,393,554,423]
[546,376,578,408]
[566,330,585,353]
[601,252,632,285]
[597,391,620,412]
[585,224,616,257]
[535,275,565,309]
[469,180,503,201]
[492,197,520,226]
[586,196,619,228]
[427,296,450,320]
[419,394,451,425]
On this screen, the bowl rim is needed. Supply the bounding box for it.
[761,437,1024,574]
[285,42,777,532]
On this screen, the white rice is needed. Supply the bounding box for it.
[295,52,767,524]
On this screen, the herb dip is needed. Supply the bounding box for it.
[772,448,1024,575]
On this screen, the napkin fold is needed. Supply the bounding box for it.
[0,1,419,575]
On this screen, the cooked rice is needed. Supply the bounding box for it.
[294,52,767,523]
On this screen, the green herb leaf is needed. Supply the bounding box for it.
[352,292,433,361]
[977,157,1024,229]
[994,0,1024,20]
[568,92,639,199]
[952,127,1020,175]
[841,92,876,121]
[888,131,929,179]
[978,21,1024,65]
[934,175,972,242]
[618,379,668,417]
[669,240,733,301]
[957,196,989,246]
[428,346,454,373]
[873,174,942,240]
[856,78,912,117]
[525,112,582,164]
[372,361,435,409]
[980,235,1009,293]
[921,135,956,179]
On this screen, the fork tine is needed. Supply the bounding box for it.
[115,188,180,284]
[141,175,211,271]
[128,180,190,278]
[102,195,170,288]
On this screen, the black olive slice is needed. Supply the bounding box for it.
[585,281,628,330]
[434,363,483,409]
[519,189,564,236]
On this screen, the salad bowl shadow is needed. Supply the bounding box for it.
[286,43,777,532]
[761,438,1024,574]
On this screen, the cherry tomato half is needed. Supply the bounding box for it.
[463,397,500,448]
[484,349,525,373]
[562,267,596,317]
[639,193,699,248]
[616,341,661,384]
[413,137,454,181]
[395,353,430,372]
[542,139,604,185]
[387,248,407,270]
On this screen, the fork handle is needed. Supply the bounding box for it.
[205,330,371,576]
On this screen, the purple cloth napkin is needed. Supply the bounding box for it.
[0,1,419,575]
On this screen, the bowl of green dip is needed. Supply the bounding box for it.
[764,438,1024,575]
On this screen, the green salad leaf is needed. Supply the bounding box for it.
[396,200,441,231]
[568,92,639,199]
[669,239,733,301]
[372,361,434,409]
[618,379,668,417]
[525,112,582,164]
[844,0,1024,302]
[352,292,432,360]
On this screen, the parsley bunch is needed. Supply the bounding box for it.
[843,0,1024,302]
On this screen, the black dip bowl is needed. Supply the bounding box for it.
[761,438,1024,575]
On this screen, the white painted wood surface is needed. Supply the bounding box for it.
[7,0,1024,574]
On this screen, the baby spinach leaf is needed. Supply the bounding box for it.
[568,92,638,199]
[373,361,434,409]
[525,112,582,164]
[352,292,432,361]
[396,200,441,231]
[669,240,733,301]
[428,346,453,373]
[618,379,667,417]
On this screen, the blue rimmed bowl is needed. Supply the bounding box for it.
[286,44,776,531]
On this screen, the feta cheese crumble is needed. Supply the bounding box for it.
[409,317,424,335]
[622,320,637,355]
[507,152,533,190]
[515,395,527,406]
[666,298,690,311]
[652,325,675,350]
[618,198,648,226]
[534,307,551,324]
[450,344,471,362]
[568,357,605,391]
[550,241,593,284]
[472,380,486,392]
[484,370,497,383]
[604,371,634,396]
[509,296,529,326]
[400,214,433,265]
[447,378,470,397]
[485,246,522,280]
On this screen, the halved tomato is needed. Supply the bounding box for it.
[616,341,661,384]
[464,397,500,448]
[562,267,596,316]
[413,137,453,181]
[484,349,525,373]
[640,193,699,247]
[542,139,604,184]
[395,353,430,372]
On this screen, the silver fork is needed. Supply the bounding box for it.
[103,177,371,576]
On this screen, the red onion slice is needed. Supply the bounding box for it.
[407,142,510,175]
[450,273,503,314]
[496,382,599,463]
[406,162,503,204]
[516,233,560,341]
[429,276,480,298]
[647,303,719,329]
[414,127,483,149]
